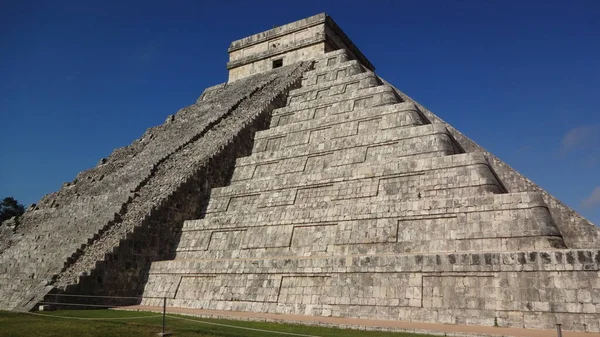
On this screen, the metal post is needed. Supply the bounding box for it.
[556,323,562,337]
[162,297,166,336]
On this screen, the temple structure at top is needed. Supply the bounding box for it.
[227,13,374,81]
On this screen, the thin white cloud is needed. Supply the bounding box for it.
[560,125,599,156]
[582,186,600,208]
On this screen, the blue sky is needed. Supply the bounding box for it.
[1,0,599,225]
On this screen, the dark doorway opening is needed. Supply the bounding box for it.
[272,59,283,69]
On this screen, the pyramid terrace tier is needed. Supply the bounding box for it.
[285,51,380,106]
[287,72,380,105]
[232,124,455,180]
[140,249,600,332]
[295,57,371,88]
[209,153,502,212]
[176,192,564,258]
[270,85,400,128]
[252,102,425,154]
[311,49,353,71]
[217,152,499,196]
[300,59,365,88]
[193,192,551,229]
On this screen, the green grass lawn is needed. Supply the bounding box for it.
[0,309,436,337]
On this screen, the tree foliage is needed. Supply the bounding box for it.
[0,197,25,224]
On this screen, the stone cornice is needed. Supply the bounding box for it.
[227,33,326,70]
[228,13,327,52]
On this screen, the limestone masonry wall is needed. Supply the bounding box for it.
[143,248,600,331]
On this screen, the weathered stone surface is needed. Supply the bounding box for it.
[2,12,599,333]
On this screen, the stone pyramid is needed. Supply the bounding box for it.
[1,13,599,332]
[140,14,600,331]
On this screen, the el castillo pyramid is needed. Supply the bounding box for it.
[1,13,599,332]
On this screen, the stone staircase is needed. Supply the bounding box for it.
[53,62,314,290]
[140,49,600,331]
[0,61,312,311]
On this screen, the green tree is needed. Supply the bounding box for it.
[0,197,25,223]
